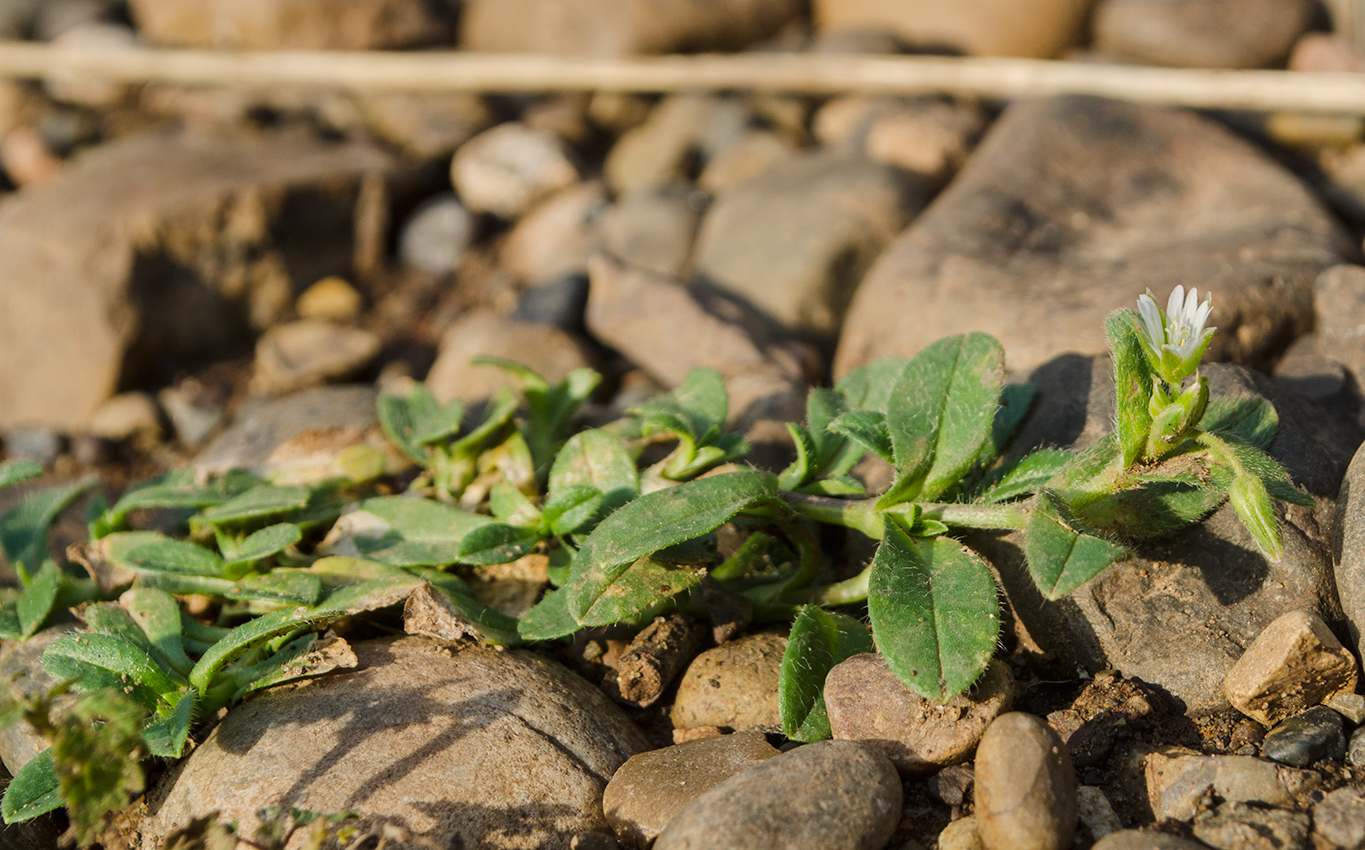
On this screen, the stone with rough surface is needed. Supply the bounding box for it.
[1144,750,1319,821]
[1076,786,1122,840]
[1314,786,1365,850]
[1093,0,1313,69]
[1261,705,1347,767]
[1314,265,1365,390]
[974,712,1076,850]
[129,0,447,49]
[0,132,393,431]
[461,0,801,57]
[1224,610,1359,726]
[835,96,1347,379]
[144,636,648,850]
[1332,439,1365,660]
[811,0,1090,58]
[597,188,701,279]
[1092,831,1223,850]
[671,632,785,732]
[825,654,1014,776]
[1192,801,1310,850]
[602,731,779,849]
[0,623,80,773]
[937,817,984,850]
[652,740,900,850]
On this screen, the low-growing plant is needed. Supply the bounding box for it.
[0,287,1307,837]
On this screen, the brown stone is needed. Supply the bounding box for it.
[671,632,786,732]
[974,713,1076,850]
[811,0,1092,58]
[1224,609,1359,726]
[129,0,448,49]
[424,312,597,406]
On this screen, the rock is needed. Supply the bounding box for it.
[585,255,807,429]
[0,132,394,432]
[1,427,63,465]
[1076,786,1123,841]
[597,189,702,279]
[604,95,752,195]
[1047,671,1161,768]
[0,126,62,187]
[425,312,596,406]
[974,712,1076,850]
[128,0,449,49]
[1272,335,1353,408]
[824,654,1014,777]
[1230,717,1269,753]
[976,358,1354,715]
[296,277,364,324]
[697,130,797,195]
[1324,690,1365,724]
[85,392,162,442]
[1092,0,1314,69]
[461,0,802,56]
[927,764,974,806]
[652,740,901,850]
[1092,832,1212,850]
[347,91,493,159]
[1313,265,1365,387]
[193,385,378,478]
[1261,705,1347,767]
[251,319,381,396]
[1331,440,1365,657]
[398,193,476,275]
[694,150,928,349]
[0,623,80,773]
[864,99,988,178]
[522,94,595,147]
[1289,32,1365,73]
[810,0,1091,58]
[1351,726,1365,767]
[671,632,786,732]
[1314,786,1365,850]
[43,23,136,107]
[937,817,985,850]
[602,731,780,849]
[835,96,1347,379]
[501,182,608,285]
[1144,750,1319,821]
[451,122,580,218]
[1224,610,1359,726]
[144,636,649,849]
[513,275,591,332]
[1191,801,1311,850]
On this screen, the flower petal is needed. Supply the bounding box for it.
[1166,285,1186,323]
[1136,293,1165,348]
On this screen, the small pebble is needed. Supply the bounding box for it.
[86,391,161,442]
[397,193,475,274]
[1228,717,1267,752]
[1314,786,1365,850]
[1,426,63,465]
[0,126,62,186]
[652,740,901,850]
[451,122,579,218]
[512,274,590,332]
[926,764,974,807]
[974,712,1076,850]
[158,383,224,449]
[937,816,984,850]
[251,320,381,396]
[296,277,363,323]
[1324,691,1365,725]
[1191,801,1311,850]
[1261,705,1347,767]
[1092,832,1211,850]
[1349,726,1365,767]
[671,632,786,733]
[1144,751,1315,821]
[1223,609,1359,727]
[1076,786,1122,841]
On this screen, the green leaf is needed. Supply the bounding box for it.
[220,523,302,578]
[328,497,492,566]
[234,570,323,606]
[573,555,701,628]
[886,333,1005,502]
[188,575,420,696]
[52,689,147,844]
[517,589,578,641]
[457,523,544,566]
[103,532,226,576]
[778,423,818,491]
[779,607,874,742]
[1025,493,1129,599]
[98,470,260,532]
[121,589,195,676]
[196,485,311,526]
[1228,474,1284,559]
[979,449,1073,504]
[667,367,729,435]
[1201,397,1278,450]
[1209,441,1313,508]
[828,410,893,464]
[142,690,196,758]
[17,560,60,638]
[44,633,186,708]
[549,429,640,514]
[0,477,92,580]
[1106,310,1156,467]
[2,749,60,823]
[980,383,1036,465]
[377,383,464,464]
[541,485,604,536]
[566,471,779,624]
[835,356,910,413]
[489,481,540,526]
[0,459,42,491]
[867,526,1000,702]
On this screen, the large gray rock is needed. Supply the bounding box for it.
[980,361,1357,714]
[0,132,394,431]
[652,740,901,850]
[695,150,928,350]
[129,0,449,49]
[144,636,650,850]
[461,0,802,56]
[1093,0,1314,69]
[835,96,1348,378]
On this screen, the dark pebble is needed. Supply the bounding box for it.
[1262,705,1346,767]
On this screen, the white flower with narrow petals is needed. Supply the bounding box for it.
[1135,285,1215,383]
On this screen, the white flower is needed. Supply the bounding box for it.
[1135,286,1215,383]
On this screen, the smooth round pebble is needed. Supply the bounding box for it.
[671,632,786,732]
[1092,831,1216,850]
[451,122,579,218]
[937,816,984,850]
[398,193,475,274]
[1261,705,1346,767]
[652,740,901,850]
[974,712,1077,850]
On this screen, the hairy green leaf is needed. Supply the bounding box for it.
[121,588,195,677]
[2,749,60,823]
[457,523,543,566]
[541,485,605,536]
[377,383,464,464]
[1106,310,1156,467]
[1025,493,1129,599]
[828,410,893,464]
[0,460,42,491]
[328,496,492,566]
[867,526,999,702]
[835,356,910,412]
[44,633,186,709]
[17,560,59,638]
[142,691,195,758]
[197,485,311,526]
[103,532,226,576]
[979,449,1073,504]
[1202,397,1278,450]
[517,588,578,641]
[572,555,700,627]
[220,523,302,578]
[779,607,874,742]
[0,477,92,580]
[549,429,640,514]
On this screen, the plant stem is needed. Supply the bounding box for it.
[784,565,872,606]
[782,492,1031,536]
[781,492,882,538]
[917,502,1030,531]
